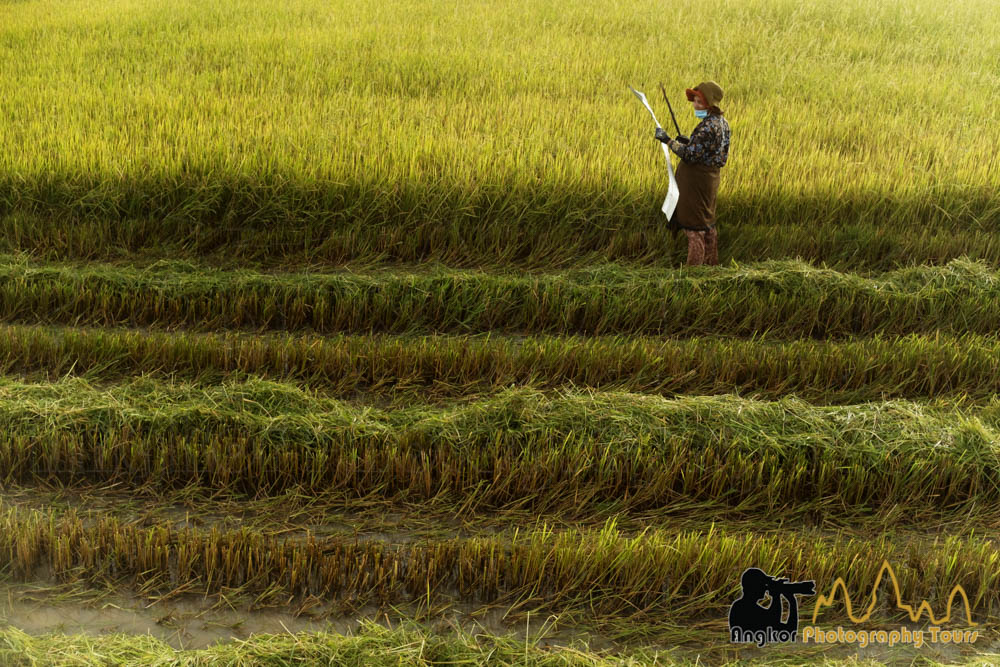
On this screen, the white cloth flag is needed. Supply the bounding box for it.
[630,87,679,220]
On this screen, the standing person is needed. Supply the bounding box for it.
[654,81,730,266]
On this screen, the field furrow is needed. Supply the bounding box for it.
[1,323,1000,401]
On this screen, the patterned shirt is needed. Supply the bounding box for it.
[668,114,730,168]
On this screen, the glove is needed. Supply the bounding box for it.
[654,127,670,143]
[675,135,690,145]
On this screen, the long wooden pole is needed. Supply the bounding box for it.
[659,83,682,137]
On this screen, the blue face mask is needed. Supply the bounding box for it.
[694,109,709,119]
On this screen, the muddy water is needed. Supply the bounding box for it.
[0,593,356,649]
[0,588,596,651]
[3,590,994,662]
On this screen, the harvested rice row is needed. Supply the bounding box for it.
[2,213,1000,271]
[0,482,957,542]
[1,323,1000,401]
[0,624,660,667]
[3,378,1000,516]
[1,625,988,666]
[1,504,997,623]
[2,257,1000,339]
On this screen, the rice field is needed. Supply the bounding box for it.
[1,0,999,664]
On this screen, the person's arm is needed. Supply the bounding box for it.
[655,128,688,145]
[668,122,715,161]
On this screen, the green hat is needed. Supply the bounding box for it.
[685,81,724,108]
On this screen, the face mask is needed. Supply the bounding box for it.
[694,109,709,119]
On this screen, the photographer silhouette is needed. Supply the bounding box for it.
[729,568,815,645]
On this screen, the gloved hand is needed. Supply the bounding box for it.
[654,128,671,143]
[675,135,690,144]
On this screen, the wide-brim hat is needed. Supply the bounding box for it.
[685,81,724,109]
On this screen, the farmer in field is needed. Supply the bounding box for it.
[655,81,730,266]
